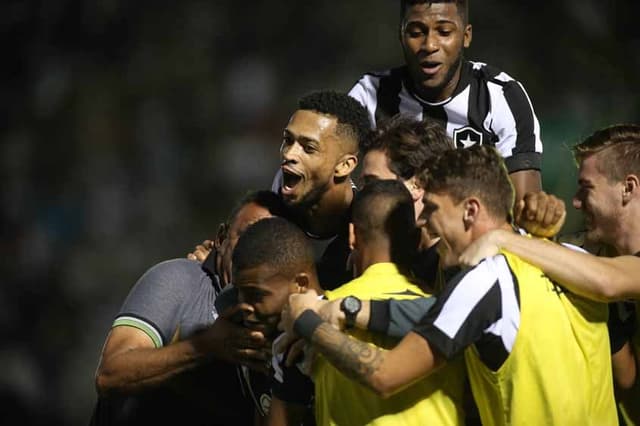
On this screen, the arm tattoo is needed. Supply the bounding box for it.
[311,322,384,389]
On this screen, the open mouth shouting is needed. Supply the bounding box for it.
[281,166,303,197]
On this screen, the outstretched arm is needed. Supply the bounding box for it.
[460,229,640,301]
[280,292,442,398]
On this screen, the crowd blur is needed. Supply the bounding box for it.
[1,0,638,424]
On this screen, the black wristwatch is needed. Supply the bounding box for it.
[340,295,362,329]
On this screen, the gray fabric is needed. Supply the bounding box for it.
[386,297,436,338]
[116,258,219,344]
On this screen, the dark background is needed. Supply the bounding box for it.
[2,1,638,424]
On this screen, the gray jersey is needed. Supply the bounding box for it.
[113,258,221,345]
[91,258,258,426]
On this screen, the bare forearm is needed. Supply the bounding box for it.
[494,230,639,301]
[96,336,211,395]
[310,322,388,394]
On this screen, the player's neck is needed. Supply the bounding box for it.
[303,182,353,237]
[612,208,640,255]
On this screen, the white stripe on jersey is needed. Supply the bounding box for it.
[445,84,473,137]
[433,259,501,339]
[517,80,543,153]
[487,78,519,158]
[348,72,384,127]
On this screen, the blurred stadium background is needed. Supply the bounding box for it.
[1,1,638,424]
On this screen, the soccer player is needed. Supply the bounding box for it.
[232,217,323,425]
[312,180,464,425]
[282,146,618,425]
[457,124,640,423]
[192,91,370,291]
[360,115,453,289]
[276,90,370,289]
[91,191,285,426]
[349,0,542,203]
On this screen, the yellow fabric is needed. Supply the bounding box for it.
[464,251,617,426]
[619,301,640,425]
[315,262,465,426]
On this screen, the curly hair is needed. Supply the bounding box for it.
[362,115,453,181]
[421,145,513,221]
[573,124,640,182]
[298,90,371,153]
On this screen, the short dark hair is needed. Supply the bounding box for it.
[573,124,640,182]
[298,90,371,154]
[352,179,418,265]
[216,190,287,241]
[232,217,315,278]
[362,115,453,181]
[421,145,513,221]
[400,0,468,25]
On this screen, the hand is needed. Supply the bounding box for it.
[459,229,504,267]
[514,191,566,238]
[279,290,323,336]
[187,239,214,262]
[205,303,272,373]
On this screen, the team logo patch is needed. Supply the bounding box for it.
[453,126,483,148]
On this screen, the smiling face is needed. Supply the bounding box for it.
[401,2,471,102]
[422,191,470,268]
[573,153,623,246]
[234,264,297,338]
[279,110,342,207]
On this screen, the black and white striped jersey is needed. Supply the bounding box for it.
[348,60,543,173]
[413,254,521,371]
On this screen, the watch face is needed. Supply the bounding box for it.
[343,296,361,313]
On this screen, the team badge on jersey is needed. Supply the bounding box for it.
[453,126,483,148]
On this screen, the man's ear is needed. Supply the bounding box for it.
[406,176,424,202]
[335,153,358,178]
[463,24,472,48]
[293,273,310,293]
[463,197,480,230]
[623,174,640,204]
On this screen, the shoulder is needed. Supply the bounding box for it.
[325,277,364,300]
[468,60,517,85]
[134,258,211,294]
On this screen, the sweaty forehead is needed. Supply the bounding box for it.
[286,109,338,142]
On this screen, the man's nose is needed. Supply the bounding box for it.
[281,141,301,161]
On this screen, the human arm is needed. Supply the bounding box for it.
[459,229,640,301]
[95,304,269,396]
[283,303,442,398]
[509,170,542,207]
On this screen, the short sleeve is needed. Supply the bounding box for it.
[113,259,204,347]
